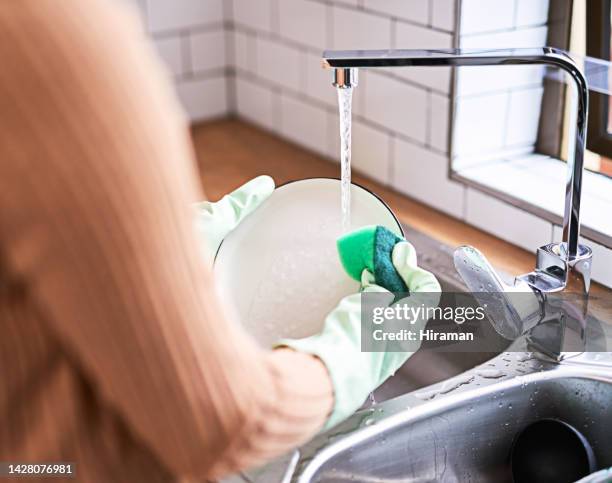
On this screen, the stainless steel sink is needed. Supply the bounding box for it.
[292,355,612,483]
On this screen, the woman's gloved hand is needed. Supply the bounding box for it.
[194,176,275,261]
[574,467,612,483]
[278,241,441,430]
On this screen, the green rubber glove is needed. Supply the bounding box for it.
[278,241,441,430]
[194,175,275,261]
[574,468,612,483]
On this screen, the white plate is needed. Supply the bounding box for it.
[214,178,403,348]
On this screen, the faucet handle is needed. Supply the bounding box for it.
[453,245,506,292]
[453,246,542,340]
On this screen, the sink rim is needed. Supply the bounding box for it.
[292,360,612,483]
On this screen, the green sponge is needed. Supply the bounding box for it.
[337,225,408,293]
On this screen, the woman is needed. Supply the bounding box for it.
[0,1,439,481]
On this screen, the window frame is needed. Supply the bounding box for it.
[586,0,612,157]
[448,0,612,250]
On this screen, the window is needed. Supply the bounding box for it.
[585,0,612,175]
[449,0,612,252]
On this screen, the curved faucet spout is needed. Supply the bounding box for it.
[322,47,588,260]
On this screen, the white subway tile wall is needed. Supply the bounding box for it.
[429,92,450,152]
[395,65,452,93]
[363,72,428,142]
[515,0,550,27]
[130,0,612,287]
[235,77,278,132]
[459,0,515,34]
[176,76,227,120]
[229,0,461,218]
[362,0,430,25]
[325,111,342,162]
[147,0,223,33]
[454,5,549,158]
[505,86,544,146]
[137,0,229,122]
[351,121,392,185]
[465,188,553,252]
[233,30,256,74]
[392,139,465,219]
[232,0,273,33]
[395,21,453,50]
[141,0,456,209]
[453,92,508,157]
[278,0,328,49]
[279,94,330,157]
[190,30,227,73]
[332,5,392,49]
[256,38,304,88]
[431,0,457,31]
[152,36,183,78]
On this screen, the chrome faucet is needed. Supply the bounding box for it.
[322,48,593,360]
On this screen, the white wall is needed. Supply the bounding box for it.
[231,0,461,216]
[130,0,230,121]
[133,0,612,287]
[453,0,550,165]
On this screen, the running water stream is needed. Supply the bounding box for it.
[337,85,379,406]
[337,86,353,232]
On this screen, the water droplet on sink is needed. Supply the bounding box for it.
[476,369,504,379]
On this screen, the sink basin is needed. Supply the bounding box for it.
[294,364,612,482]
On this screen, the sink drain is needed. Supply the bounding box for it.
[511,419,597,483]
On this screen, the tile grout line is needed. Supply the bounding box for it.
[150,21,225,39]
[512,0,519,29]
[318,0,454,34]
[224,0,237,115]
[425,89,433,149]
[180,31,192,78]
[388,134,396,187]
